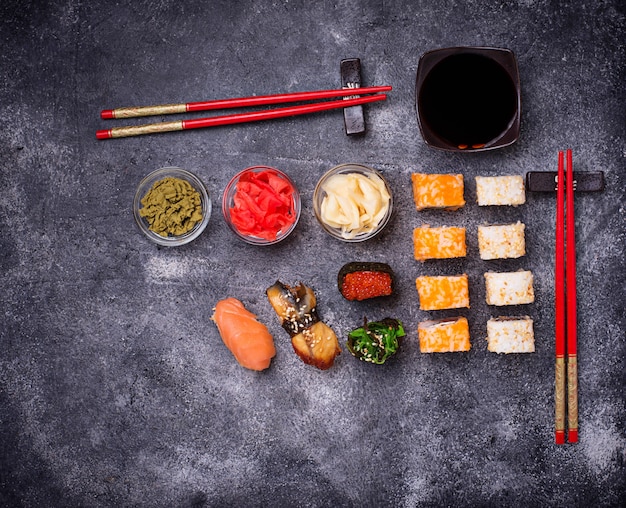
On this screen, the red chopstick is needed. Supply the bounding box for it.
[100,85,393,119]
[555,149,579,445]
[566,148,579,443]
[555,150,566,444]
[96,93,388,139]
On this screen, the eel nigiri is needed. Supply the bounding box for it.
[266,281,341,370]
[211,297,276,371]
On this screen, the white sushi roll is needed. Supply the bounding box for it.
[478,222,526,260]
[475,175,525,206]
[484,270,534,306]
[486,316,535,354]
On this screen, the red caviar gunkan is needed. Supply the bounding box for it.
[341,271,393,301]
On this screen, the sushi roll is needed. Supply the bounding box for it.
[418,317,471,353]
[475,175,525,206]
[266,281,341,370]
[484,270,535,306]
[211,297,276,371]
[411,173,465,211]
[486,316,535,354]
[415,274,470,311]
[413,225,467,262]
[337,262,394,301]
[478,222,526,260]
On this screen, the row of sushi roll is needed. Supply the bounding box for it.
[411,173,526,211]
[411,172,535,354]
[413,221,526,261]
[414,270,535,310]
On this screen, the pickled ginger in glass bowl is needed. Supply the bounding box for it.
[313,163,393,242]
[222,166,301,245]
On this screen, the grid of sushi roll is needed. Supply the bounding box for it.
[415,274,470,310]
[486,316,535,353]
[478,221,526,260]
[411,173,465,211]
[484,270,535,306]
[413,225,467,262]
[475,175,525,206]
[410,173,535,355]
[418,317,471,353]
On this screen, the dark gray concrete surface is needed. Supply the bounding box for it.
[1,1,625,507]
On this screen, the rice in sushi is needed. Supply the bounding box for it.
[486,316,535,353]
[478,222,526,260]
[484,270,535,306]
[475,175,525,206]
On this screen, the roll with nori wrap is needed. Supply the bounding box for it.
[337,262,395,301]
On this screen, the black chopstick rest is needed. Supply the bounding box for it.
[341,58,366,135]
[526,171,605,193]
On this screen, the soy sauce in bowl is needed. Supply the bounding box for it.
[416,47,521,152]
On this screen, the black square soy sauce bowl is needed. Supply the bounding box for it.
[415,46,521,152]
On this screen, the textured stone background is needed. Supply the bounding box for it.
[1,1,625,507]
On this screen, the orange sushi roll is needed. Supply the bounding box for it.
[415,274,469,310]
[418,317,471,353]
[212,297,276,371]
[413,225,467,262]
[411,173,465,211]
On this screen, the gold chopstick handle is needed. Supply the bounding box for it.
[555,356,566,444]
[568,355,579,442]
[97,120,184,139]
[104,104,187,119]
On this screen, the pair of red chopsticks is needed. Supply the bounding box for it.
[96,85,391,139]
[555,149,578,444]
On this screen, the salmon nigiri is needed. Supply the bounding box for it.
[211,297,276,371]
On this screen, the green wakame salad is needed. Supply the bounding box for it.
[347,318,405,364]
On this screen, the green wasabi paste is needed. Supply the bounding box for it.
[139,177,203,237]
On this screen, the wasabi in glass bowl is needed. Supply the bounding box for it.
[133,167,211,246]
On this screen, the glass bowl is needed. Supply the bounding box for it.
[133,167,211,246]
[313,163,393,242]
[222,166,301,245]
